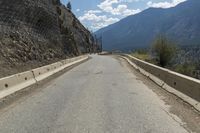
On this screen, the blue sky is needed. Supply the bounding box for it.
[61,0,186,31]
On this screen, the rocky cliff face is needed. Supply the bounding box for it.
[0,0,94,77]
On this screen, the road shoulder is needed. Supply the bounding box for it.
[116,55,200,133]
[0,57,90,111]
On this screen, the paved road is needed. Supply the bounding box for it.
[0,55,188,133]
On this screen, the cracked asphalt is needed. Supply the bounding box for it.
[0,55,191,133]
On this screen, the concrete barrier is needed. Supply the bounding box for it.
[32,63,56,82]
[32,55,88,82]
[0,71,36,99]
[0,55,89,99]
[122,54,200,111]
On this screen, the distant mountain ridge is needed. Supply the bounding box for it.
[95,0,200,51]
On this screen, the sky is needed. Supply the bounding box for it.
[61,0,186,31]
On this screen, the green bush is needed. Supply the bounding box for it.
[152,35,177,67]
[174,63,196,77]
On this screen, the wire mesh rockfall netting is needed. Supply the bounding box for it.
[0,0,60,40]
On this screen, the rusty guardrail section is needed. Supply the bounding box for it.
[0,55,89,100]
[122,54,200,111]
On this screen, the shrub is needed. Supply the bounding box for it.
[152,35,177,67]
[174,63,196,77]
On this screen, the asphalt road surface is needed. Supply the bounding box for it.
[0,55,189,133]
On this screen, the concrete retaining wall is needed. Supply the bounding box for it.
[125,54,200,102]
[0,55,88,99]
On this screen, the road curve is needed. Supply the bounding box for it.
[0,55,188,133]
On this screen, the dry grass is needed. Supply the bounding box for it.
[131,53,150,61]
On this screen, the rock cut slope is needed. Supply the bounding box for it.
[0,0,94,78]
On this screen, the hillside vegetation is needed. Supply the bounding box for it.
[132,36,200,79]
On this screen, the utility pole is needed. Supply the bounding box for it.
[100,35,103,52]
[94,35,97,53]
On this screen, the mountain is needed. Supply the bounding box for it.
[95,0,200,51]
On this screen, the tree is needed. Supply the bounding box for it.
[152,35,177,67]
[67,2,72,10]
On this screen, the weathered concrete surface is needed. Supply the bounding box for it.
[0,55,189,133]
[0,55,88,102]
[124,54,200,110]
[126,55,200,102]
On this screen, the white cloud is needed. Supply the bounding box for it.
[98,0,141,16]
[112,4,141,16]
[78,11,119,30]
[76,9,80,12]
[91,17,120,30]
[119,0,140,2]
[97,0,119,13]
[79,12,106,22]
[87,10,102,14]
[79,0,141,30]
[147,0,186,8]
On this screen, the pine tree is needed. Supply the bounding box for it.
[67,2,72,10]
